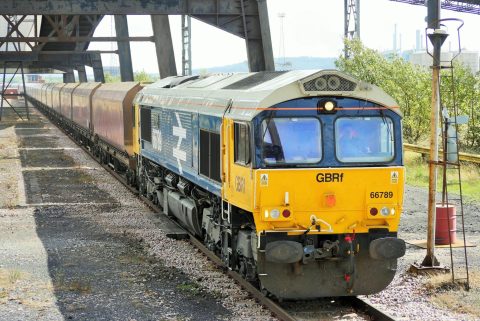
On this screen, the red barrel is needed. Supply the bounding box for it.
[435,204,456,245]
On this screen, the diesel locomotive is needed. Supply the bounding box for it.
[26,70,406,299]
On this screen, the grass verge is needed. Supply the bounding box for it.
[425,271,480,318]
[405,151,480,201]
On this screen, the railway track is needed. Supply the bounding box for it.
[37,106,397,321]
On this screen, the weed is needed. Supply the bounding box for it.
[52,269,92,294]
[424,270,480,317]
[118,252,148,265]
[4,197,17,209]
[65,302,88,312]
[71,172,94,184]
[176,281,202,296]
[65,280,91,294]
[8,270,22,284]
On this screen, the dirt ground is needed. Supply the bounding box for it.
[0,106,231,321]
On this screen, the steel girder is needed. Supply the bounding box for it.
[0,0,275,72]
[0,51,102,68]
[389,0,480,15]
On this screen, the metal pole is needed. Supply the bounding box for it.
[256,0,275,71]
[92,53,105,83]
[63,68,75,83]
[344,0,360,58]
[423,63,441,267]
[181,15,192,76]
[422,0,448,268]
[77,65,88,82]
[344,0,349,40]
[20,61,29,120]
[114,15,134,82]
[355,0,360,38]
[151,15,177,78]
[0,63,6,121]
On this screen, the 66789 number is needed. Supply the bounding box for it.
[370,191,393,198]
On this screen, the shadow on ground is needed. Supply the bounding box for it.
[33,205,230,321]
[19,107,231,321]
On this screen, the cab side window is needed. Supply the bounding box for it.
[234,122,250,165]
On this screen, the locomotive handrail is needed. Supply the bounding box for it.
[404,143,480,164]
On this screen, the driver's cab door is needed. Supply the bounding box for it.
[222,118,255,212]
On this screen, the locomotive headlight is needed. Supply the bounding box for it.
[381,207,390,216]
[270,209,280,219]
[324,101,335,112]
[317,99,337,114]
[390,208,396,216]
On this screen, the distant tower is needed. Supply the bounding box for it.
[416,30,421,51]
[277,12,291,70]
[344,0,360,58]
[181,15,192,76]
[393,24,397,53]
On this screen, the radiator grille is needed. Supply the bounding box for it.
[303,75,356,92]
[141,107,151,142]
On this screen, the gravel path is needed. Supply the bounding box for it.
[1,104,479,320]
[365,185,480,321]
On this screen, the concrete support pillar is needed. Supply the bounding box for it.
[91,53,105,83]
[255,0,275,71]
[114,15,134,82]
[63,68,75,83]
[151,15,177,78]
[77,65,88,82]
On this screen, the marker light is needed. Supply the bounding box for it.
[270,209,280,219]
[282,209,291,218]
[381,207,390,216]
[324,101,335,112]
[390,208,396,216]
[317,99,337,114]
[370,207,378,216]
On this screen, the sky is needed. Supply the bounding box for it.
[88,0,480,73]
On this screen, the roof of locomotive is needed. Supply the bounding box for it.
[136,70,400,121]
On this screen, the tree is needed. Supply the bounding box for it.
[440,62,480,151]
[104,72,120,83]
[336,39,432,144]
[134,70,154,83]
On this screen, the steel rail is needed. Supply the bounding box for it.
[34,104,398,321]
[404,143,480,164]
[344,297,397,321]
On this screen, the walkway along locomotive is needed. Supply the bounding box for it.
[26,70,406,299]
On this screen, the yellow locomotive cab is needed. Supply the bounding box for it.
[253,167,405,234]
